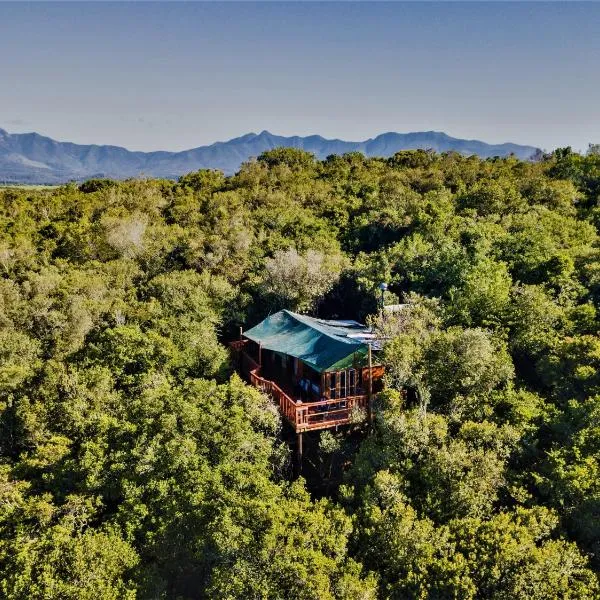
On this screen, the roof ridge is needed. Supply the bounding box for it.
[282,309,364,345]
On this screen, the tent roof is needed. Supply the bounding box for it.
[243,310,376,373]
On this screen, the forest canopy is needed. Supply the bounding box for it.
[0,146,599,598]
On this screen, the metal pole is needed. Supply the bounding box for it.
[367,343,373,427]
[378,282,388,318]
[239,326,243,341]
[258,341,262,366]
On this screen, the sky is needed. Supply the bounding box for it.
[1,2,599,153]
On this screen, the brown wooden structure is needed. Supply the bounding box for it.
[230,310,385,436]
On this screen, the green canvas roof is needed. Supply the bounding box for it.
[243,310,376,373]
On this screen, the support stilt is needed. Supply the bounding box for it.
[296,431,303,474]
[367,343,373,427]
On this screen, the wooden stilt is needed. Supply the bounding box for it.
[239,326,243,341]
[297,431,303,474]
[367,343,373,427]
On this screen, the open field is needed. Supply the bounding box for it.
[0,183,59,190]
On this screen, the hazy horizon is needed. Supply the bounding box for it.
[2,2,599,154]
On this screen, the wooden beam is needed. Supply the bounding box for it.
[297,431,303,474]
[367,343,373,427]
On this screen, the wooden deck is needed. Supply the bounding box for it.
[230,340,368,433]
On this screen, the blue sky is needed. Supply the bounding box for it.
[1,2,598,152]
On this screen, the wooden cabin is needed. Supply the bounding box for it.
[230,310,384,434]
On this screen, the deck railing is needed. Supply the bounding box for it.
[230,341,368,432]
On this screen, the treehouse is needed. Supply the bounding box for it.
[230,310,384,436]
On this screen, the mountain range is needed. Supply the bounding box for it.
[0,128,540,184]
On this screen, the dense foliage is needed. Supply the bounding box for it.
[0,145,599,598]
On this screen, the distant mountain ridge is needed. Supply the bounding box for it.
[0,128,539,184]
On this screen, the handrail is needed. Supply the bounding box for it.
[230,343,368,431]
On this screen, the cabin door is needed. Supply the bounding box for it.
[329,372,337,399]
[348,369,357,396]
